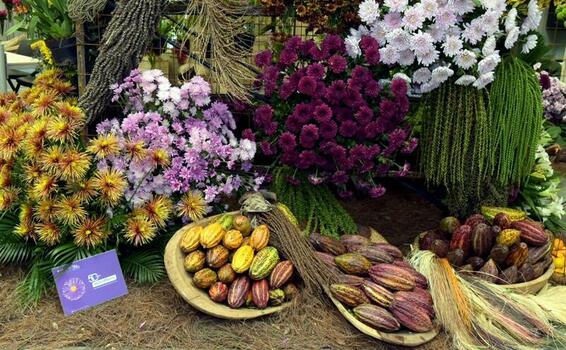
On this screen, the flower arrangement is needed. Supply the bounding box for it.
[540,71,566,123]
[345,0,543,92]
[250,34,415,235]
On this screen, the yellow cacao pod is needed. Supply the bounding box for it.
[232,245,255,273]
[200,222,225,249]
[497,229,521,247]
[250,225,270,250]
[481,206,526,222]
[276,203,298,226]
[233,215,252,236]
[179,226,203,253]
[184,250,205,273]
[216,214,234,230]
[223,229,243,250]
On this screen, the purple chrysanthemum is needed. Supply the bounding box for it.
[364,47,381,65]
[331,170,349,185]
[360,36,379,51]
[279,81,295,100]
[355,105,374,125]
[351,66,372,84]
[326,80,347,101]
[306,63,325,79]
[297,150,317,169]
[279,49,298,66]
[260,141,275,156]
[368,185,386,198]
[339,120,357,138]
[391,78,408,97]
[254,105,273,127]
[278,131,297,152]
[299,39,317,56]
[365,79,381,97]
[321,35,345,56]
[285,114,302,134]
[300,124,319,148]
[298,75,317,96]
[255,50,273,68]
[293,103,313,123]
[314,104,333,122]
[328,55,348,74]
[241,128,255,141]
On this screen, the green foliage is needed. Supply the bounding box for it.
[272,167,357,238]
[0,212,34,265]
[7,0,73,39]
[16,258,53,307]
[120,250,165,284]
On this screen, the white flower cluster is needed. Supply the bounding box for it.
[349,0,543,92]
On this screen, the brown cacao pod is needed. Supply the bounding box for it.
[489,244,510,266]
[179,226,203,253]
[335,253,372,275]
[200,223,225,249]
[450,225,472,256]
[478,259,498,283]
[412,287,433,305]
[394,291,435,318]
[494,213,512,229]
[223,229,243,250]
[250,224,270,250]
[233,215,251,236]
[227,276,251,308]
[269,260,294,288]
[184,250,206,273]
[370,243,403,259]
[512,220,549,247]
[464,214,486,228]
[506,243,529,267]
[340,234,370,249]
[269,289,286,306]
[392,259,413,269]
[439,216,461,235]
[206,245,230,269]
[532,261,546,279]
[193,268,217,289]
[315,251,338,267]
[368,263,415,291]
[353,304,400,332]
[337,274,365,287]
[500,265,519,284]
[472,223,493,257]
[527,241,551,264]
[466,256,485,271]
[447,249,465,267]
[208,282,228,303]
[352,245,394,263]
[283,283,300,301]
[391,264,429,289]
[519,263,536,282]
[430,239,449,258]
[316,235,347,256]
[361,279,394,307]
[419,230,442,250]
[251,279,269,309]
[330,283,371,307]
[217,263,237,284]
[390,300,433,333]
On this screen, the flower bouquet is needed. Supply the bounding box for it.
[250,34,416,236]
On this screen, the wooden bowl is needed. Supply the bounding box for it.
[164,212,290,320]
[412,232,553,294]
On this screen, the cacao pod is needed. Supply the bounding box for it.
[217,264,237,284]
[335,253,372,275]
[500,265,519,284]
[450,225,472,256]
[447,249,465,267]
[353,304,400,332]
[519,263,536,282]
[208,282,228,303]
[315,235,347,256]
[491,226,502,241]
[206,245,229,269]
[283,283,300,301]
[527,241,551,264]
[532,261,546,279]
[245,290,254,307]
[249,246,280,280]
[370,243,403,259]
[337,274,365,287]
[419,231,441,250]
[430,239,449,258]
[390,300,433,333]
[193,268,217,289]
[496,229,521,247]
[488,244,510,266]
[200,223,225,249]
[249,225,270,250]
[315,251,338,268]
[540,255,553,270]
[471,223,493,257]
[512,220,549,247]
[216,214,234,230]
[464,214,486,228]
[394,291,435,318]
[340,234,370,249]
[466,256,485,271]
[179,226,203,253]
[269,260,294,288]
[269,289,286,306]
[352,245,394,263]
[276,203,299,226]
[368,264,415,291]
[223,229,243,250]
[481,206,526,222]
[391,264,429,289]
[412,287,433,305]
[494,213,512,229]
[392,259,412,269]
[251,279,269,309]
[232,245,255,273]
[233,215,251,236]
[227,276,251,308]
[184,250,206,273]
[506,243,529,267]
[361,279,394,307]
[478,259,498,283]
[439,216,461,235]
[329,283,370,307]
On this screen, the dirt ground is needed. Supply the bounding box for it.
[0,180,449,350]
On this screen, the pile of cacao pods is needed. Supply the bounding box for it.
[312,233,435,334]
[420,207,553,284]
[179,213,299,309]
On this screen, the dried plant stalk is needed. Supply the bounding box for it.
[68,0,108,22]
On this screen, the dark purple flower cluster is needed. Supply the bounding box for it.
[253,35,417,198]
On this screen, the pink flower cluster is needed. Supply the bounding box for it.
[249,35,416,199]
[99,69,263,207]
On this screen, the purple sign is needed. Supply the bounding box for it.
[52,250,128,316]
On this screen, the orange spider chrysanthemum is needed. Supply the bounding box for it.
[33,92,59,116]
[58,148,91,181]
[32,174,58,199]
[0,165,11,187]
[18,202,34,224]
[46,116,83,143]
[35,199,56,221]
[0,186,19,210]
[54,196,87,226]
[22,162,43,183]
[124,139,147,162]
[177,191,207,222]
[92,169,127,206]
[87,134,120,159]
[0,92,17,106]
[74,217,108,248]
[55,101,83,122]
[14,221,36,241]
[137,196,172,228]
[67,178,98,203]
[39,145,64,176]
[0,107,11,124]
[0,126,26,160]
[124,215,157,246]
[150,148,170,167]
[37,221,61,246]
[50,80,74,95]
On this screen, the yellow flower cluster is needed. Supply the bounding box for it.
[30,40,54,66]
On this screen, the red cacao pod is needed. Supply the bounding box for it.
[251,279,269,309]
[269,260,294,289]
[208,282,228,303]
[227,276,251,308]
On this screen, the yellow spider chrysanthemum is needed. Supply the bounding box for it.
[0,126,26,160]
[0,187,19,210]
[58,148,91,181]
[50,80,74,95]
[30,40,54,66]
[74,217,108,248]
[67,179,97,203]
[22,162,43,184]
[34,68,61,85]
[35,199,56,221]
[54,196,87,226]
[124,139,147,162]
[14,221,36,240]
[177,191,207,222]
[27,118,49,140]
[0,92,17,106]
[124,215,157,246]
[150,149,170,167]
[22,137,45,160]
[137,196,172,228]
[92,169,127,206]
[55,101,83,122]
[87,134,120,159]
[39,145,64,175]
[37,221,61,246]
[32,92,58,116]
[0,165,11,187]
[46,116,82,143]
[0,107,11,124]
[18,202,34,224]
[32,174,58,199]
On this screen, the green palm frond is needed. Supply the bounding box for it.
[16,258,53,307]
[120,250,165,284]
[48,242,101,267]
[0,213,33,265]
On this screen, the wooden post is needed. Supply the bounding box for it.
[76,20,87,97]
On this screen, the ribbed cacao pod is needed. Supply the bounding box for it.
[337,274,365,287]
[315,235,347,256]
[250,225,270,250]
[489,244,509,266]
[370,243,403,259]
[283,283,300,301]
[368,264,415,291]
[439,216,461,236]
[532,261,546,279]
[193,268,217,289]
[450,225,472,256]
[232,245,255,273]
[496,229,521,246]
[472,223,493,257]
[478,259,498,283]
[390,300,433,333]
[227,276,251,308]
[466,256,485,271]
[330,283,370,307]
[233,215,251,236]
[352,245,394,263]
[447,249,465,267]
[315,251,338,267]
[208,282,228,303]
[269,289,286,306]
[361,279,394,307]
[206,245,229,269]
[200,223,225,249]
[179,226,203,253]
[419,231,441,250]
[276,203,299,226]
[494,213,512,229]
[394,291,435,318]
[216,214,234,230]
[481,206,526,222]
[251,279,269,309]
[464,214,486,228]
[340,234,370,250]
[527,241,551,264]
[506,243,529,267]
[392,259,413,269]
[500,265,519,284]
[512,220,549,247]
[184,250,206,273]
[217,263,237,284]
[269,260,294,288]
[412,287,433,305]
[245,290,254,307]
[391,264,429,289]
[335,253,372,275]
[249,246,280,280]
[430,239,449,258]
[519,263,535,282]
[353,304,400,332]
[223,229,243,250]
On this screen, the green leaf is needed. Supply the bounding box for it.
[16,258,53,307]
[120,250,165,284]
[47,242,100,268]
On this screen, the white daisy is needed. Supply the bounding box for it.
[413,67,432,84]
[473,71,495,89]
[462,21,485,45]
[397,49,415,65]
[386,28,411,50]
[359,0,381,25]
[419,80,440,93]
[434,7,457,29]
[455,50,477,69]
[505,8,517,32]
[431,66,454,84]
[384,0,409,13]
[455,75,476,85]
[393,72,412,84]
[504,26,520,49]
[403,5,426,31]
[416,48,439,66]
[453,0,475,15]
[521,0,542,34]
[522,34,538,54]
[477,53,501,74]
[442,35,463,57]
[421,0,438,18]
[481,10,502,35]
[370,22,388,42]
[426,25,445,43]
[382,12,404,31]
[482,36,496,56]
[345,35,362,57]
[380,45,400,65]
[410,31,435,56]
